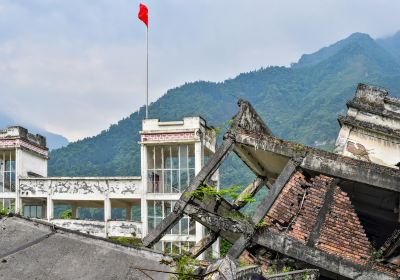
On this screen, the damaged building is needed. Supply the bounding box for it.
[1,83,399,279]
[0,117,219,256]
[143,83,400,279]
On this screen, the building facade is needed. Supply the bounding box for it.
[0,117,218,255]
[335,83,400,167]
[0,126,48,212]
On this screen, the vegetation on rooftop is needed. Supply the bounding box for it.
[109,236,143,247]
[185,185,255,205]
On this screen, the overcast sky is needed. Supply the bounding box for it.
[1,0,400,141]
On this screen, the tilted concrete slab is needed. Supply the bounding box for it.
[0,215,172,280]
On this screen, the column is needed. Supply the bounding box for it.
[194,139,205,259]
[71,203,79,219]
[15,148,21,213]
[141,198,148,236]
[104,197,111,237]
[141,144,148,236]
[126,204,132,221]
[46,196,53,221]
[212,237,221,258]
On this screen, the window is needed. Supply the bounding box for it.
[157,241,195,254]
[147,145,195,193]
[23,205,43,218]
[0,198,15,212]
[147,200,195,235]
[0,151,16,193]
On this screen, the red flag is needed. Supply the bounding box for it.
[138,3,148,27]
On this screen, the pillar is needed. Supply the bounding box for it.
[141,198,148,236]
[195,139,205,259]
[126,204,132,221]
[15,148,21,214]
[46,196,53,221]
[212,237,221,258]
[141,144,149,236]
[71,203,79,219]
[104,197,111,237]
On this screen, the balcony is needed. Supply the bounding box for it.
[19,177,142,199]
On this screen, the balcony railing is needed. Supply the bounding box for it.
[19,177,142,198]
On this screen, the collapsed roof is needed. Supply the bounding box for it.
[143,83,400,280]
[0,215,172,280]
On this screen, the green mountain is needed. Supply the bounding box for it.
[377,31,400,62]
[48,32,400,188]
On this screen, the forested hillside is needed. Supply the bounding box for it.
[49,32,400,188]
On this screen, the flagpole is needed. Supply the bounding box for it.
[146,26,149,119]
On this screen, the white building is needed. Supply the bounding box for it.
[335,83,400,167]
[0,117,218,255]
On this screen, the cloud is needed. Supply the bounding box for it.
[1,0,400,141]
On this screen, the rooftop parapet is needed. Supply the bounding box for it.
[347,83,400,117]
[140,117,216,148]
[0,126,47,149]
[141,117,209,133]
[353,83,388,107]
[0,126,48,159]
[336,83,400,168]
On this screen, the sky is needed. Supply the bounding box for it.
[1,0,400,141]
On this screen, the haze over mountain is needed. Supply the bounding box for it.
[377,31,400,63]
[0,112,69,150]
[48,31,400,187]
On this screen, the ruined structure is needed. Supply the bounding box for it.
[335,83,400,167]
[143,84,400,279]
[0,126,48,212]
[0,215,172,279]
[0,117,218,256]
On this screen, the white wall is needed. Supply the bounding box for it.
[341,128,400,167]
[18,149,47,177]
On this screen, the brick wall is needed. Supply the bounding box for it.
[316,186,371,264]
[263,171,371,265]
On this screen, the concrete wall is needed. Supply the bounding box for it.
[108,220,142,237]
[340,127,400,167]
[335,84,400,168]
[18,149,47,177]
[19,177,142,199]
[52,219,106,237]
[51,219,143,238]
